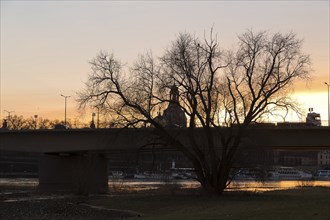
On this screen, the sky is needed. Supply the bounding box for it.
[0,0,329,124]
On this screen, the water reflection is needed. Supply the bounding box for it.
[0,178,38,187]
[108,179,330,192]
[228,180,330,192]
[0,178,329,193]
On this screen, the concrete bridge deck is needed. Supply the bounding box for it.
[0,127,329,153]
[1,127,329,193]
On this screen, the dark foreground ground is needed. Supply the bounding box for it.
[0,185,141,220]
[0,196,138,220]
[1,185,329,220]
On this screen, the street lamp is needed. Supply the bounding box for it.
[91,105,100,128]
[60,94,70,127]
[34,115,38,129]
[4,110,14,119]
[325,82,330,126]
[90,112,96,129]
[95,105,100,128]
[3,110,14,129]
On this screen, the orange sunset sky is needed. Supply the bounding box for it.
[1,1,329,124]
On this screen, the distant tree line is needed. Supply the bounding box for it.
[1,115,114,130]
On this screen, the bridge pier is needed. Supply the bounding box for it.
[38,152,108,194]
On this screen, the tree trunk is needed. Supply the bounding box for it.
[196,157,232,195]
[199,170,229,195]
[196,134,240,195]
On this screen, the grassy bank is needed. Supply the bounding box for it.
[88,187,330,220]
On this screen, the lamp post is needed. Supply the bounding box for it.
[325,82,330,126]
[4,110,14,119]
[3,110,14,129]
[34,115,38,129]
[90,112,96,129]
[91,105,100,128]
[96,105,100,128]
[60,94,70,127]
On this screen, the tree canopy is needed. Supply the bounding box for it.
[78,30,311,194]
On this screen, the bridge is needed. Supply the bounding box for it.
[1,127,329,193]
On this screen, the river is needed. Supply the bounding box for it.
[1,178,330,193]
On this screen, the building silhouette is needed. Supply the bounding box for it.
[154,85,187,128]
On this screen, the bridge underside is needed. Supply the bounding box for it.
[1,127,329,193]
[38,153,108,194]
[1,127,329,153]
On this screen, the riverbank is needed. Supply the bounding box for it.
[89,187,330,220]
[0,189,140,219]
[1,185,329,219]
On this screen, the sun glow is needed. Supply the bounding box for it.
[1,1,328,124]
[291,91,329,125]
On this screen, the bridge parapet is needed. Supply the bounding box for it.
[0,127,329,153]
[1,127,329,194]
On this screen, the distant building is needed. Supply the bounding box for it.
[2,119,8,128]
[318,150,330,167]
[154,85,187,128]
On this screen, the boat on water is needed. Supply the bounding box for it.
[133,166,197,180]
[231,168,265,180]
[317,170,330,180]
[134,171,173,180]
[108,171,125,179]
[170,168,197,179]
[269,167,313,180]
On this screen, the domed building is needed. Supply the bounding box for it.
[154,85,187,128]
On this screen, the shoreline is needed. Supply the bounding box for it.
[1,185,329,220]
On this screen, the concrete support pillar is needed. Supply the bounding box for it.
[38,152,108,194]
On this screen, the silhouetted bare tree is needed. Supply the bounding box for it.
[222,30,310,125]
[4,115,78,130]
[37,118,55,129]
[7,115,29,130]
[78,30,310,194]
